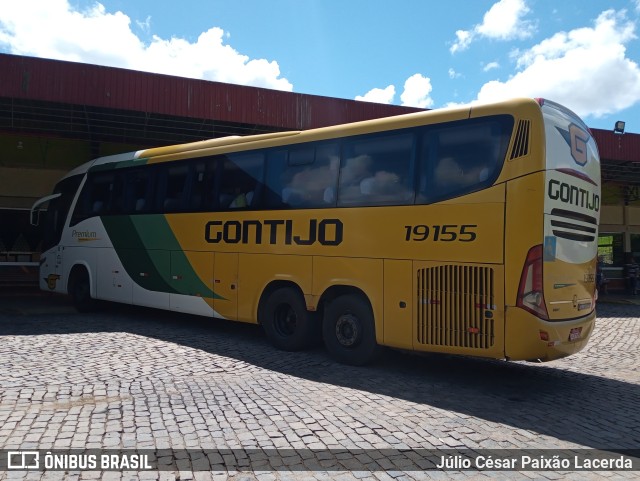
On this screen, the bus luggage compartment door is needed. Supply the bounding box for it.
[414,262,505,358]
[96,247,133,304]
[383,259,413,350]
[169,251,214,316]
[213,252,238,320]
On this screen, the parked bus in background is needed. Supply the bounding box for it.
[31,98,601,365]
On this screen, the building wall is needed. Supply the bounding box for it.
[598,197,640,283]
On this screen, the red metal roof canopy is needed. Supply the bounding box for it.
[0,53,421,132]
[592,128,640,163]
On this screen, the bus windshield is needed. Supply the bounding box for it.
[39,175,83,252]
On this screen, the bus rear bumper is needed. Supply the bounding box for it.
[505,307,596,362]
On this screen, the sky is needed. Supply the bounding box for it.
[1,0,640,132]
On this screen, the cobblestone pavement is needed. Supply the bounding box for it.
[0,292,638,481]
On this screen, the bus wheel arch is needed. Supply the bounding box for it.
[320,286,381,366]
[68,264,97,312]
[258,281,320,351]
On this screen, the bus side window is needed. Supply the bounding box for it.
[417,116,512,204]
[315,143,339,206]
[264,150,288,208]
[160,164,189,213]
[282,143,339,208]
[219,152,264,210]
[338,154,372,204]
[338,133,414,206]
[109,173,125,214]
[89,173,114,215]
[87,172,124,216]
[188,160,211,211]
[434,151,491,190]
[124,169,153,214]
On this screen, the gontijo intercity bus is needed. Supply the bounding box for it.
[31,97,601,366]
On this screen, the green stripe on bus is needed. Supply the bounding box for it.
[130,215,221,299]
[101,215,174,293]
[101,215,221,299]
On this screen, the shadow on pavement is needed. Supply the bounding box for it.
[1,289,638,452]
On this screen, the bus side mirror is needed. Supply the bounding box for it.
[30,209,40,226]
[30,192,61,227]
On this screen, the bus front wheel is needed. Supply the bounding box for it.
[323,294,380,366]
[69,268,96,312]
[262,287,318,351]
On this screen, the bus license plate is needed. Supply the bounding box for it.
[569,327,582,341]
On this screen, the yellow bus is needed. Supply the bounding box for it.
[31,98,600,365]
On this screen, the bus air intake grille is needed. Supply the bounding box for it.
[417,265,495,349]
[550,208,597,242]
[510,120,530,159]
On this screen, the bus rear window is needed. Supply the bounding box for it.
[417,115,513,203]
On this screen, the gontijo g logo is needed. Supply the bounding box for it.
[569,124,589,166]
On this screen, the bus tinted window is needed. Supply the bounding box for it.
[189,160,214,211]
[264,143,340,209]
[84,172,124,216]
[417,115,513,203]
[125,169,153,214]
[338,133,414,206]
[281,143,339,208]
[160,164,189,212]
[219,152,264,209]
[264,150,288,208]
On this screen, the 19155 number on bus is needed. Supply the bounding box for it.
[404,224,477,242]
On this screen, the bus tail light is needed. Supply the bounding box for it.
[517,245,549,320]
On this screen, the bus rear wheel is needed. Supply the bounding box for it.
[69,267,96,312]
[262,287,318,351]
[323,294,380,366]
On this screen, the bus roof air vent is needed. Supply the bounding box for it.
[510,119,531,160]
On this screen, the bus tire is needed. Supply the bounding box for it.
[323,294,380,366]
[69,267,96,312]
[262,287,317,351]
